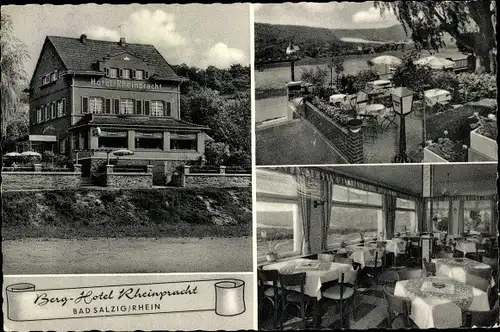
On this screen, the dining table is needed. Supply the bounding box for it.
[455,239,479,256]
[329,94,347,105]
[432,257,495,287]
[394,276,490,329]
[345,244,384,269]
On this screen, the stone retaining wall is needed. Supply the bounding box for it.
[105,165,153,189]
[2,164,82,190]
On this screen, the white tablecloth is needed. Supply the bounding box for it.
[432,257,495,287]
[329,94,347,105]
[394,277,490,329]
[455,241,477,256]
[424,89,451,106]
[346,245,384,268]
[263,258,354,300]
[385,239,407,256]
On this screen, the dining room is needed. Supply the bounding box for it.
[257,163,499,330]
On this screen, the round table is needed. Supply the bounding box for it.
[362,104,385,118]
[394,276,490,328]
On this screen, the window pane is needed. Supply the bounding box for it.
[136,70,143,79]
[328,207,381,247]
[256,169,297,197]
[150,101,164,117]
[397,198,416,209]
[135,132,163,149]
[432,200,450,232]
[120,99,133,114]
[332,185,382,206]
[464,201,493,234]
[256,201,300,258]
[395,210,416,234]
[122,69,130,79]
[89,97,103,114]
[109,68,117,78]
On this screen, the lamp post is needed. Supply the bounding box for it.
[391,87,415,163]
[286,41,300,81]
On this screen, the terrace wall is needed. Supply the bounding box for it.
[304,101,364,164]
[105,165,153,189]
[181,166,251,188]
[2,164,82,190]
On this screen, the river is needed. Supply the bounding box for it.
[3,237,253,274]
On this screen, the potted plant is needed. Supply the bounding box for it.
[359,232,365,245]
[266,240,283,262]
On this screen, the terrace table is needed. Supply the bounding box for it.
[424,89,452,106]
[329,94,347,105]
[394,276,490,329]
[432,257,495,288]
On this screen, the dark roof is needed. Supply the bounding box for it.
[47,36,180,80]
[69,114,208,131]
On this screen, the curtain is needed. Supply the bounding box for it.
[491,198,498,235]
[297,175,312,255]
[384,195,396,239]
[321,180,333,251]
[416,199,424,233]
[457,200,465,234]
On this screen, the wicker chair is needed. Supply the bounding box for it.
[383,285,419,329]
[278,272,313,330]
[462,300,499,327]
[422,258,436,277]
[258,268,281,329]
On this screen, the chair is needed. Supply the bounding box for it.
[466,243,488,262]
[462,300,499,327]
[383,285,419,329]
[467,268,493,292]
[258,268,281,329]
[378,270,400,289]
[318,253,335,262]
[364,250,383,284]
[361,114,379,143]
[278,272,311,330]
[396,269,412,281]
[422,258,436,277]
[321,272,356,328]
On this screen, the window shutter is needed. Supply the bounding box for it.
[119,68,123,78]
[132,70,136,79]
[114,99,120,114]
[62,98,66,115]
[144,100,150,116]
[105,98,111,114]
[41,106,44,121]
[105,67,109,76]
[144,70,149,79]
[136,100,142,115]
[166,102,171,116]
[82,97,88,114]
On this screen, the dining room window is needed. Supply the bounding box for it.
[431,200,451,232]
[256,169,301,262]
[328,185,383,248]
[395,198,417,234]
[89,97,103,114]
[463,200,493,234]
[119,99,134,114]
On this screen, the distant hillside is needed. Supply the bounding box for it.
[332,24,409,43]
[255,22,411,62]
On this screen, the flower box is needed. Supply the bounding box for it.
[423,147,449,163]
[469,128,498,161]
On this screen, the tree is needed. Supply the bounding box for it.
[331,56,344,87]
[300,66,328,87]
[374,1,497,73]
[1,13,30,147]
[204,142,231,166]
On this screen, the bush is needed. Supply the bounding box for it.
[455,72,497,103]
[353,69,379,92]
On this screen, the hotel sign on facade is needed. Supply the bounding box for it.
[90,78,162,90]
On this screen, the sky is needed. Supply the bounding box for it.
[254,2,400,29]
[2,4,250,77]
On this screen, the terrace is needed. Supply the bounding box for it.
[257,164,499,329]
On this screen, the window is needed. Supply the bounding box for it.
[135,132,163,149]
[57,100,64,117]
[122,69,130,79]
[42,75,50,85]
[135,100,143,115]
[395,198,417,234]
[98,130,128,148]
[165,102,172,117]
[59,138,67,154]
[257,202,302,259]
[36,109,41,123]
[40,106,45,121]
[328,185,383,248]
[150,101,164,117]
[135,70,143,80]
[464,200,493,234]
[170,132,197,150]
[431,201,450,232]
[51,71,57,82]
[89,97,103,114]
[119,99,134,114]
[256,169,298,197]
[82,97,89,113]
[105,99,111,114]
[51,102,56,118]
[113,99,120,114]
[73,134,80,150]
[109,68,118,78]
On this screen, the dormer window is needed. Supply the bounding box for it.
[51,71,57,82]
[42,75,50,85]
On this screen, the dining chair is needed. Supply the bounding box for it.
[321,272,356,329]
[462,299,499,327]
[383,285,419,329]
[467,268,493,292]
[396,268,412,281]
[318,253,335,263]
[466,242,488,262]
[258,268,281,329]
[363,250,383,284]
[378,270,400,289]
[278,272,311,330]
[422,258,436,277]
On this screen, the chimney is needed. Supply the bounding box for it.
[80,34,87,44]
[119,37,126,47]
